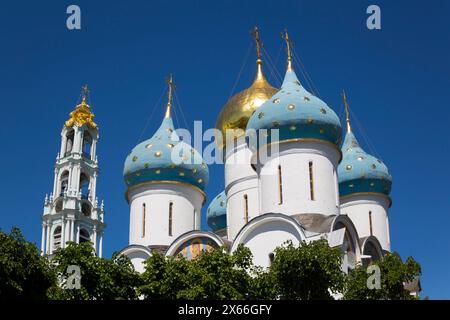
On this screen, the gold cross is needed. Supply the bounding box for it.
[251,26,262,60]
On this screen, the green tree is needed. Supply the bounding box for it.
[139,245,263,300]
[0,227,56,300]
[269,240,345,300]
[343,253,421,300]
[48,242,142,300]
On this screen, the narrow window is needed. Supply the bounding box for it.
[244,194,249,223]
[168,202,173,236]
[141,203,146,238]
[193,209,196,229]
[369,211,373,236]
[309,161,315,200]
[269,252,275,266]
[278,165,283,205]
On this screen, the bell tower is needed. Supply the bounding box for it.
[41,85,106,257]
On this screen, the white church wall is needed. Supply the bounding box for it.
[340,193,391,251]
[127,182,204,247]
[257,141,340,217]
[230,214,306,269]
[224,137,260,241]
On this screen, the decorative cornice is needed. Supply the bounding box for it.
[125,180,206,204]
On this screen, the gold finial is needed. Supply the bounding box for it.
[281,29,293,71]
[342,90,352,133]
[251,26,265,81]
[65,84,96,129]
[165,74,175,118]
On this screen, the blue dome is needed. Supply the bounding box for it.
[246,69,342,149]
[123,115,209,191]
[206,191,227,231]
[338,130,392,198]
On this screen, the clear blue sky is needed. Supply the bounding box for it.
[0,0,449,299]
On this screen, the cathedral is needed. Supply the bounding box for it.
[40,29,393,275]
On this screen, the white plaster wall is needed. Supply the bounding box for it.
[340,193,391,251]
[128,183,203,247]
[128,252,150,273]
[234,220,304,269]
[258,141,340,217]
[226,178,259,240]
[224,137,260,241]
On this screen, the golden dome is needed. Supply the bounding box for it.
[215,60,277,149]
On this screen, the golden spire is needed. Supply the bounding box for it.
[281,29,293,71]
[342,90,352,133]
[165,74,175,118]
[65,84,97,129]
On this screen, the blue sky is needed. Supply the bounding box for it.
[0,0,449,299]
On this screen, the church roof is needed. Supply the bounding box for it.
[337,92,392,198]
[206,191,227,231]
[246,32,341,150]
[123,76,209,191]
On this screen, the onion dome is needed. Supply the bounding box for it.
[206,191,227,231]
[338,92,392,198]
[123,76,209,191]
[215,27,278,149]
[246,31,342,150]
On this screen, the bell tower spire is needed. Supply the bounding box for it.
[41,85,106,257]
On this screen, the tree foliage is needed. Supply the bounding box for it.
[48,242,142,300]
[343,253,421,300]
[0,227,56,300]
[269,239,345,300]
[139,245,262,299]
[0,227,423,300]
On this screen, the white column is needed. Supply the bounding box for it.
[68,164,74,194]
[90,172,97,201]
[76,223,80,244]
[92,228,97,254]
[60,133,67,157]
[41,223,46,255]
[91,140,97,161]
[52,170,58,197]
[98,232,103,258]
[46,223,52,254]
[61,218,66,248]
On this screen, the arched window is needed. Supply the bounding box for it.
[65,129,74,156]
[142,203,146,238]
[79,228,90,243]
[60,171,69,196]
[168,202,173,236]
[53,226,62,251]
[79,173,90,199]
[244,194,249,223]
[82,131,93,158]
[55,199,63,212]
[81,202,91,217]
[309,161,315,201]
[363,241,381,267]
[278,165,283,205]
[269,252,275,266]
